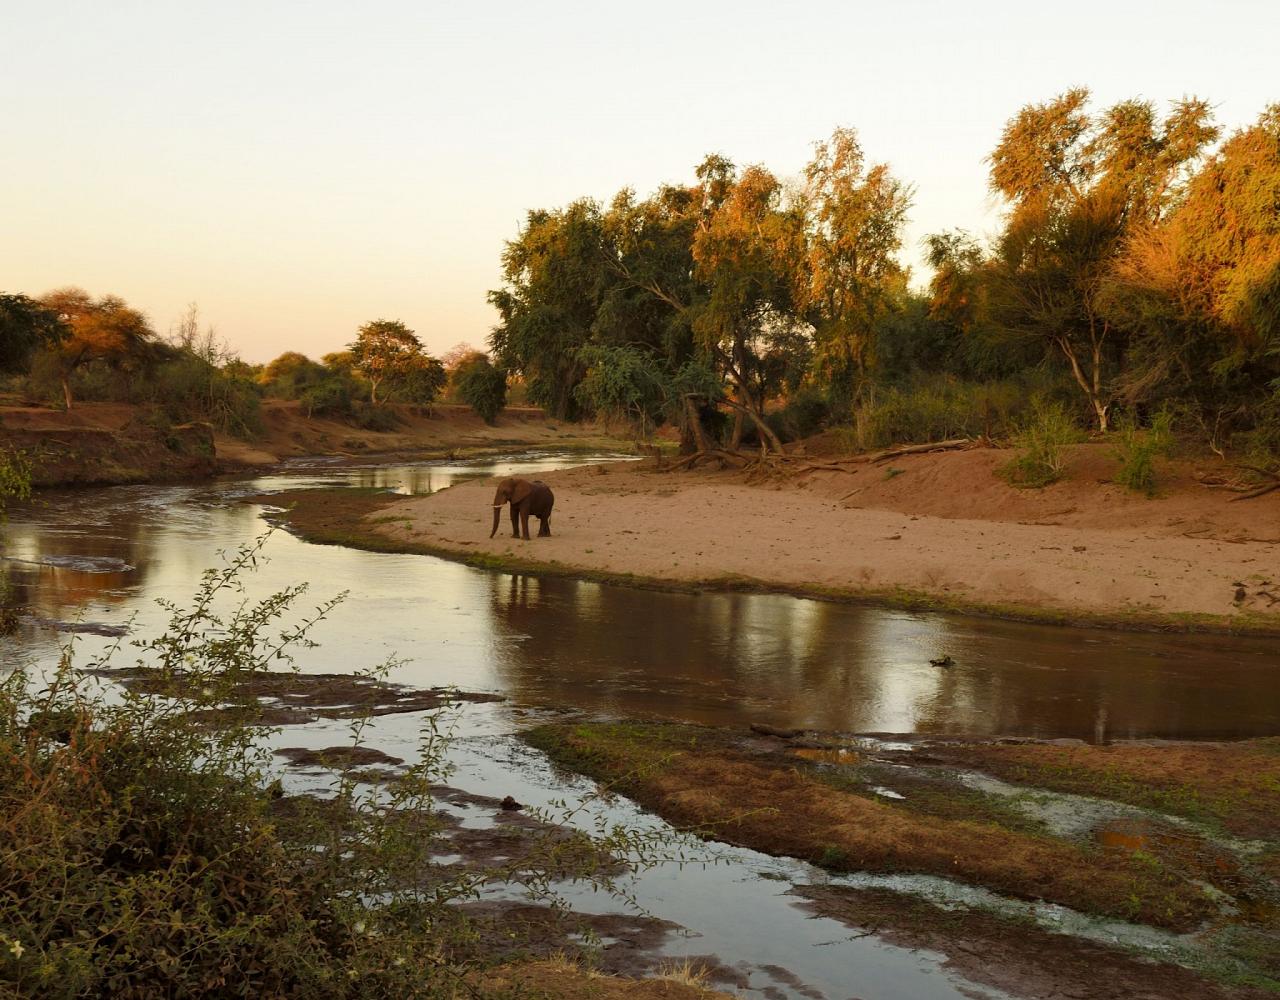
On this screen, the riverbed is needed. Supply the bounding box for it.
[2,451,1278,999]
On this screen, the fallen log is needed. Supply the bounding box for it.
[870,438,972,463]
[795,438,973,473]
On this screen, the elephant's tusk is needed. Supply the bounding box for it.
[492,505,504,508]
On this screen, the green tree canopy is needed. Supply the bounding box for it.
[0,293,66,374]
[349,320,435,405]
[454,353,507,424]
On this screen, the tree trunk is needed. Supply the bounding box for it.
[724,382,785,455]
[1058,338,1108,432]
[62,376,73,411]
[370,378,380,406]
[729,405,745,451]
[683,395,713,454]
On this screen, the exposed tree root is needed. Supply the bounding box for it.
[1228,464,1280,502]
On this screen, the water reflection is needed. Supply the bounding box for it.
[2,451,1278,742]
[481,572,1280,740]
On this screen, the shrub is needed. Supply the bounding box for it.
[349,400,402,432]
[0,538,676,998]
[1000,399,1084,488]
[1112,410,1175,496]
[765,387,829,443]
[150,353,263,437]
[299,377,356,419]
[455,356,508,424]
[847,374,1057,450]
[0,447,31,519]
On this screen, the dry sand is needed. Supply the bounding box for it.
[369,444,1280,627]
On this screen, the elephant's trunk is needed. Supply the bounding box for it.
[489,504,503,538]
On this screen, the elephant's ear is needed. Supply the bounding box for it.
[510,479,533,505]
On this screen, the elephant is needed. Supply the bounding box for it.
[489,477,554,540]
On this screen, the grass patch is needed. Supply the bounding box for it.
[999,399,1084,488]
[935,739,1280,840]
[525,723,1219,930]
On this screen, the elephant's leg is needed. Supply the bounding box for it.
[537,515,550,537]
[520,509,531,540]
[509,506,520,538]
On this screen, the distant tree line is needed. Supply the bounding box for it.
[0,294,511,432]
[488,92,1280,463]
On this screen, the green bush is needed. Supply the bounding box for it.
[0,447,31,519]
[848,374,1053,450]
[765,387,829,443]
[299,377,356,419]
[455,356,508,424]
[150,353,263,437]
[1112,410,1175,495]
[1000,399,1084,488]
[349,401,402,432]
[0,538,675,998]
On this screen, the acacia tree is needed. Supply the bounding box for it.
[38,287,155,409]
[799,128,912,409]
[0,293,66,374]
[349,319,432,405]
[986,90,1218,430]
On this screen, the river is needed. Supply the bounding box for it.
[2,451,1277,999]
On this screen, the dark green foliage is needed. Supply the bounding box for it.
[0,293,65,374]
[349,400,401,431]
[489,201,609,420]
[574,344,670,434]
[397,355,447,407]
[299,377,356,419]
[150,349,263,437]
[453,354,507,423]
[766,387,830,443]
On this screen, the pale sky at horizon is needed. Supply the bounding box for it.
[3,1,1276,364]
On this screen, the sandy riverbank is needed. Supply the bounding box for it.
[349,444,1280,631]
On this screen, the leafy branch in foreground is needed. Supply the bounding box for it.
[0,535,693,998]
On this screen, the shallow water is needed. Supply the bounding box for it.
[3,451,1278,998]
[3,450,1277,741]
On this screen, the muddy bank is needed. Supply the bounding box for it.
[525,721,1280,994]
[0,405,215,487]
[336,452,1280,633]
[83,664,503,726]
[794,885,1274,1000]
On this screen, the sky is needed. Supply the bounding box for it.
[3,0,1276,363]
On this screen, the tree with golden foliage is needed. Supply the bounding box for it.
[38,287,155,410]
[800,127,912,409]
[1105,105,1280,449]
[985,89,1217,430]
